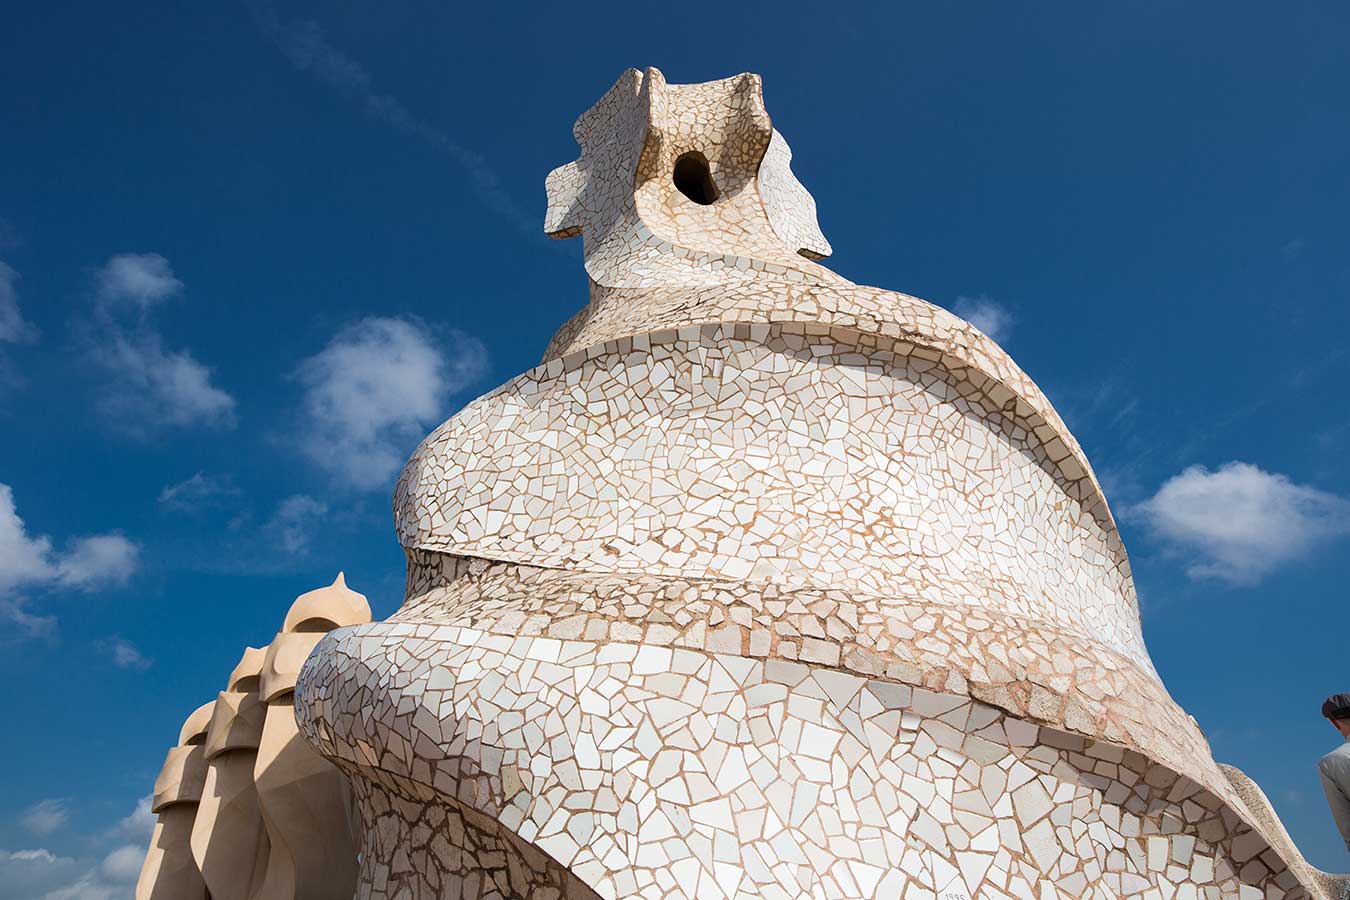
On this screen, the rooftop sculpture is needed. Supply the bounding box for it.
[142,67,1349,899]
[136,575,370,900]
[137,701,213,899]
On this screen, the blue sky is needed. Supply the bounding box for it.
[2,1,1349,894]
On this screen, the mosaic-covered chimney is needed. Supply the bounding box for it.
[292,68,1346,900]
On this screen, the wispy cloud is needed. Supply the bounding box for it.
[55,535,139,592]
[95,253,182,309]
[0,849,83,900]
[0,484,57,595]
[86,253,236,436]
[265,494,328,555]
[0,601,55,640]
[0,219,28,373]
[100,637,152,671]
[0,483,140,639]
[2,850,60,863]
[0,262,38,345]
[3,798,152,898]
[110,796,154,843]
[294,317,487,490]
[952,294,1014,344]
[0,844,143,900]
[149,491,372,578]
[90,332,237,433]
[158,472,241,511]
[1133,461,1350,585]
[95,845,143,884]
[20,800,69,837]
[245,2,535,235]
[1040,367,1166,510]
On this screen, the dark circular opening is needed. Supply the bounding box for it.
[292,617,340,633]
[672,152,718,205]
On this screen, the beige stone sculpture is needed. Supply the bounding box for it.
[253,573,371,900]
[136,575,373,900]
[136,701,214,900]
[294,68,1350,899]
[192,645,271,900]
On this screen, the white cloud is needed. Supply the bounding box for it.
[157,472,239,510]
[21,800,69,837]
[86,253,236,436]
[0,484,141,638]
[265,494,328,555]
[0,262,37,344]
[95,253,182,309]
[102,637,151,671]
[1,484,140,595]
[0,797,152,899]
[1134,461,1350,585]
[111,797,154,842]
[0,484,56,594]
[295,317,487,490]
[40,873,126,900]
[0,600,56,640]
[953,295,1014,344]
[55,535,139,591]
[0,848,83,900]
[96,845,143,883]
[92,330,236,433]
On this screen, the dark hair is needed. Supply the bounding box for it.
[1322,693,1350,720]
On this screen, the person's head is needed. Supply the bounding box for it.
[1322,693,1350,739]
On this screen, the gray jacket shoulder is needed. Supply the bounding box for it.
[1319,742,1350,777]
